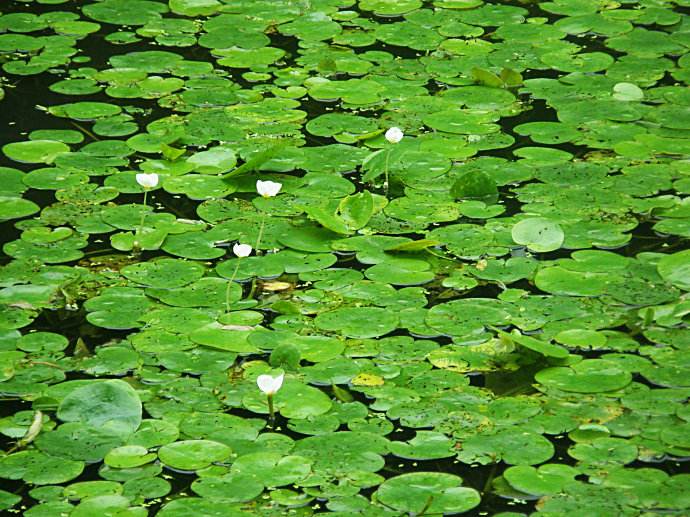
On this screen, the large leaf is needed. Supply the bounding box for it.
[57,380,142,436]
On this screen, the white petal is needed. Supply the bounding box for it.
[256,180,282,197]
[384,127,404,144]
[256,373,284,395]
[135,173,159,189]
[233,243,252,257]
[272,372,284,392]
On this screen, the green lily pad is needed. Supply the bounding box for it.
[658,250,690,291]
[57,380,142,437]
[104,445,156,469]
[147,278,239,308]
[0,197,40,222]
[0,450,84,485]
[3,140,69,164]
[0,489,20,511]
[365,258,435,286]
[314,307,398,338]
[568,437,638,465]
[231,452,311,487]
[388,431,455,460]
[121,258,205,288]
[158,440,232,471]
[375,472,480,515]
[458,428,555,465]
[83,0,168,25]
[187,146,237,174]
[451,169,498,204]
[512,218,565,253]
[360,0,422,15]
[190,472,263,503]
[292,431,388,475]
[243,378,332,419]
[503,464,579,496]
[536,359,632,393]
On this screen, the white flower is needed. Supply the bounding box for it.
[385,127,404,144]
[135,173,159,189]
[257,373,284,396]
[233,243,252,258]
[256,180,282,198]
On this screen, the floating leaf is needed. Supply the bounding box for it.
[57,380,142,437]
[512,218,565,253]
[3,140,69,164]
[375,473,481,515]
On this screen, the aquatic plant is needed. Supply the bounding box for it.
[254,180,282,252]
[0,0,689,514]
[256,372,285,424]
[224,243,252,313]
[133,172,159,252]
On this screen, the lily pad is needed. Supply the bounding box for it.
[536,359,632,393]
[512,218,565,253]
[57,380,142,437]
[121,258,205,288]
[314,307,398,338]
[3,140,69,164]
[158,440,232,471]
[658,250,690,291]
[375,473,481,515]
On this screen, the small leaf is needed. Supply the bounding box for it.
[361,149,386,183]
[222,143,287,181]
[471,67,503,88]
[338,191,374,230]
[511,217,564,253]
[500,67,523,87]
[161,143,186,161]
[332,384,354,402]
[388,239,441,251]
[451,169,498,204]
[304,205,351,235]
[270,343,301,371]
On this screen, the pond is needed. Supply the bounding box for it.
[1,0,690,515]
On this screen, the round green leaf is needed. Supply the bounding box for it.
[658,250,690,291]
[3,140,69,164]
[57,380,142,436]
[375,472,480,515]
[158,440,231,471]
[512,218,565,253]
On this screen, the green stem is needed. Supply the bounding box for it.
[70,120,100,141]
[384,147,391,197]
[138,190,148,236]
[133,190,149,256]
[417,495,434,516]
[267,394,275,423]
[482,462,498,494]
[225,259,242,313]
[424,247,449,260]
[255,212,266,254]
[248,277,258,300]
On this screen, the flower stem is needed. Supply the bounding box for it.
[138,190,148,236]
[384,148,391,197]
[255,211,266,254]
[225,259,242,313]
[417,495,434,516]
[133,190,149,257]
[267,394,275,423]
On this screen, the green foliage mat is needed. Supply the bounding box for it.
[1,0,690,514]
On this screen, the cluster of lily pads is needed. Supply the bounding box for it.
[1,0,690,515]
